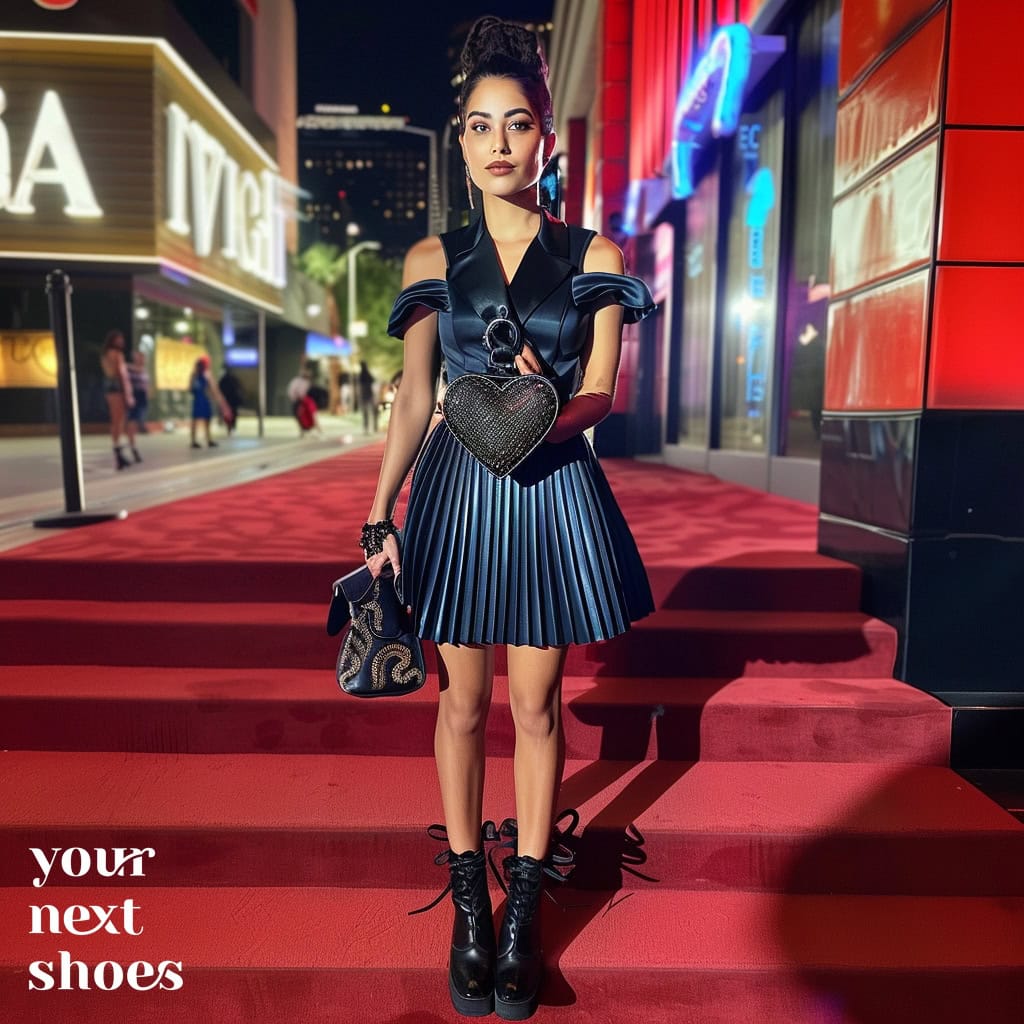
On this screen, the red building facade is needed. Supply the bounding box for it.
[551,0,1024,711]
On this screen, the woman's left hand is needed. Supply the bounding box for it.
[514,343,542,376]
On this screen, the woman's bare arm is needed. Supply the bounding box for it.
[365,236,446,573]
[545,235,625,443]
[117,352,135,408]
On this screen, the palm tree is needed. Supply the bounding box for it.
[298,242,343,287]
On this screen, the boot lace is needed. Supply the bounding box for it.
[503,856,543,925]
[408,810,580,916]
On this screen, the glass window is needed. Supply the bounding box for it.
[718,85,785,452]
[779,0,840,457]
[677,169,719,447]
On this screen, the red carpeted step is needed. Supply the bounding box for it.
[0,601,897,677]
[2,752,1020,894]
[0,551,859,609]
[1,886,1022,1024]
[646,551,861,611]
[0,557,347,604]
[0,599,330,669]
[698,675,951,763]
[571,609,898,679]
[0,668,950,765]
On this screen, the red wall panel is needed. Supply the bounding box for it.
[738,0,767,24]
[834,10,943,195]
[565,118,587,227]
[839,0,939,94]
[825,270,929,412]
[940,130,1024,262]
[698,0,714,50]
[599,0,632,235]
[929,267,1024,409]
[681,0,695,73]
[947,0,1024,125]
[716,0,736,25]
[831,140,937,298]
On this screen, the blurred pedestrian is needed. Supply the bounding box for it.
[358,360,378,433]
[219,366,244,434]
[287,368,321,436]
[189,355,227,449]
[99,329,134,470]
[124,349,149,463]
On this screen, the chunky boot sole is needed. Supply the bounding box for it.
[448,972,495,1017]
[495,988,539,1021]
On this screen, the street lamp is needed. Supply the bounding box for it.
[347,239,382,344]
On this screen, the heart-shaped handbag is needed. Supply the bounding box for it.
[441,372,559,478]
[327,564,426,697]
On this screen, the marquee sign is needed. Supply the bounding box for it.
[0,32,286,312]
[165,102,285,290]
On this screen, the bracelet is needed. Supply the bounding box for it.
[359,517,397,556]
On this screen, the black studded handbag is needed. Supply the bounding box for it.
[327,564,426,698]
[440,304,559,478]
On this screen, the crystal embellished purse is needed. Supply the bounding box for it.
[441,305,559,478]
[328,564,426,698]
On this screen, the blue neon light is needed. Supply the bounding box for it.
[621,179,643,237]
[745,167,775,230]
[305,331,352,357]
[224,346,258,367]
[671,24,754,200]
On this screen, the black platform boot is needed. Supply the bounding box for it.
[447,849,497,1016]
[494,854,544,1020]
[113,445,131,470]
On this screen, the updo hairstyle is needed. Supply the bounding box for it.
[458,16,554,136]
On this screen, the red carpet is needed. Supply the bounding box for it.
[1,447,1022,1022]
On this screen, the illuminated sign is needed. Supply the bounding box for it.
[34,0,80,8]
[165,102,285,289]
[305,331,351,357]
[0,87,102,218]
[0,331,57,387]
[0,33,287,313]
[672,25,753,200]
[734,124,775,421]
[225,346,258,367]
[665,26,784,202]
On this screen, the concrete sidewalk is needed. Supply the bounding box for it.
[0,413,382,552]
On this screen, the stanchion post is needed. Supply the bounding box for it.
[47,270,85,513]
[33,268,126,528]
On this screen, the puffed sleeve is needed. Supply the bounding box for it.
[387,279,449,339]
[571,272,656,323]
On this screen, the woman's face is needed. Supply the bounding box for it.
[460,76,555,205]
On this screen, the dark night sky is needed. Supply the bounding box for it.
[294,0,554,131]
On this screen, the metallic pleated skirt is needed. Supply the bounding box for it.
[402,421,654,647]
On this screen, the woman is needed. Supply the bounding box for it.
[363,17,654,1020]
[188,354,226,449]
[99,330,134,470]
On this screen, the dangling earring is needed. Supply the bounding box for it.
[465,168,475,210]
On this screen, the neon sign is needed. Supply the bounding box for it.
[165,102,285,288]
[737,125,775,421]
[0,87,102,218]
[672,25,753,200]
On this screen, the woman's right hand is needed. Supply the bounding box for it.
[366,531,401,579]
